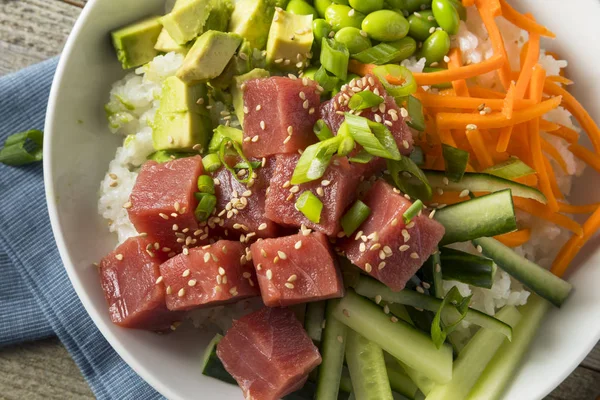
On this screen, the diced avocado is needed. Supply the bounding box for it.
[111,16,163,69]
[229,0,275,50]
[152,76,213,151]
[231,68,270,126]
[266,9,314,71]
[205,0,234,32]
[177,30,242,84]
[154,28,189,54]
[209,40,255,90]
[160,0,212,45]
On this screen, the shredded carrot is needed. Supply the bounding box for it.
[546,75,573,86]
[429,192,469,206]
[415,55,506,85]
[465,128,494,169]
[546,124,579,144]
[569,143,600,174]
[543,157,564,200]
[513,198,583,236]
[515,31,540,99]
[413,93,534,110]
[559,202,600,214]
[436,96,562,130]
[515,174,538,187]
[541,138,568,174]
[495,229,532,247]
[468,86,506,99]
[463,0,475,6]
[502,82,516,120]
[538,119,560,132]
[552,206,600,277]
[447,48,470,97]
[476,0,511,89]
[438,129,458,147]
[544,81,600,154]
[499,0,555,37]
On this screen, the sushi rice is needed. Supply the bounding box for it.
[97,9,583,335]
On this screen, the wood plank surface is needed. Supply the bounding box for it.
[0,0,599,399]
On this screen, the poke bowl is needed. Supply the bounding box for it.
[44,0,600,399]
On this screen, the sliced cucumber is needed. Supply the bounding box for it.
[439,247,495,289]
[472,237,573,307]
[333,290,453,384]
[425,306,522,400]
[386,358,419,400]
[345,330,394,400]
[317,300,349,400]
[425,170,547,204]
[354,277,512,340]
[305,301,327,345]
[435,190,517,245]
[201,334,236,385]
[466,296,551,400]
[421,251,443,298]
[483,157,536,180]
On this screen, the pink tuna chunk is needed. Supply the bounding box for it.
[159,240,259,311]
[264,154,362,236]
[242,77,320,158]
[340,180,445,291]
[128,156,204,254]
[99,236,183,331]
[217,307,322,400]
[250,232,344,307]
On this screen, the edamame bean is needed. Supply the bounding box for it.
[390,36,417,62]
[408,10,438,41]
[432,0,459,35]
[448,0,467,21]
[315,0,333,17]
[331,0,349,5]
[287,0,319,19]
[362,10,409,42]
[313,18,333,45]
[335,27,372,54]
[349,0,384,14]
[325,4,366,31]
[403,0,432,13]
[418,29,450,66]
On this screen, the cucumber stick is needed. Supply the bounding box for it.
[333,290,453,384]
[439,247,495,289]
[435,190,517,245]
[472,237,573,307]
[316,300,348,400]
[305,301,327,344]
[425,306,523,400]
[466,296,551,400]
[346,330,394,400]
[424,170,547,204]
[201,334,237,385]
[354,277,513,340]
[386,358,419,399]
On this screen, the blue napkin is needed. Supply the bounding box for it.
[0,58,163,400]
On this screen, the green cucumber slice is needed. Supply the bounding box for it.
[305,301,327,345]
[201,334,236,385]
[483,157,536,180]
[386,358,419,400]
[316,300,348,400]
[439,247,496,289]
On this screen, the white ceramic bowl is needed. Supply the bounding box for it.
[44,1,600,399]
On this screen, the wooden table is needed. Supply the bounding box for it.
[0,0,599,399]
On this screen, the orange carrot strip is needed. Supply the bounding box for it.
[541,138,568,174]
[438,129,458,147]
[502,82,516,120]
[515,174,538,187]
[559,202,600,214]
[447,48,470,97]
[546,124,579,144]
[413,93,534,110]
[539,119,560,132]
[494,229,532,247]
[569,143,600,174]
[543,157,564,200]
[465,128,494,169]
[552,206,600,277]
[546,75,573,86]
[436,96,562,130]
[513,198,583,236]
[515,31,540,99]
[544,81,600,153]
[468,86,506,99]
[499,0,555,37]
[476,0,511,89]
[463,0,475,6]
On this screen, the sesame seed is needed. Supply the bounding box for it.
[406,221,415,229]
[466,124,478,131]
[159,213,169,220]
[378,262,386,270]
[436,263,441,273]
[384,305,390,314]
[204,253,211,263]
[443,55,450,63]
[337,335,344,344]
[375,295,382,304]
[359,243,366,252]
[303,100,309,109]
[295,241,303,249]
[459,189,470,198]
[252,136,259,143]
[321,180,331,186]
[399,245,410,252]
[410,252,420,259]
[260,121,266,130]
[402,140,410,149]
[370,243,381,251]
[266,269,273,280]
[391,316,399,323]
[277,251,288,260]
[115,254,123,261]
[123,201,132,209]
[477,245,483,253]
[182,269,190,277]
[213,178,221,186]
[155,276,164,285]
[365,263,373,272]
[177,288,186,297]
[429,209,436,219]
[416,286,425,293]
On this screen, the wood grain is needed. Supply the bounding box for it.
[0,0,599,399]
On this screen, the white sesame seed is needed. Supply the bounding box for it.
[166,286,172,295]
[416,286,425,293]
[277,251,287,260]
[378,262,386,270]
[182,269,190,277]
[359,243,366,252]
[178,288,186,297]
[155,276,164,285]
[316,187,324,196]
[266,270,273,280]
[429,209,436,219]
[402,140,410,149]
[406,221,415,229]
[459,189,470,198]
[375,295,382,304]
[365,263,373,272]
[204,253,211,263]
[477,245,483,253]
[443,55,450,63]
[321,180,331,186]
[384,305,390,314]
[399,245,410,252]
[303,99,310,109]
[410,252,420,259]
[115,254,123,261]
[295,241,303,249]
[466,124,478,131]
[391,316,399,323]
[260,121,266,130]
[159,213,169,220]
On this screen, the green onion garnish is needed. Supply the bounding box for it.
[341,200,371,236]
[348,90,384,111]
[352,40,413,65]
[0,130,43,166]
[483,157,536,180]
[344,114,401,160]
[314,66,340,92]
[291,135,342,185]
[348,149,375,164]
[410,146,425,166]
[336,122,356,156]
[440,247,496,289]
[406,95,425,132]
[202,153,222,173]
[218,138,253,183]
[296,191,323,223]
[208,125,243,153]
[233,160,262,170]
[442,144,469,182]
[197,175,215,194]
[194,192,217,222]
[403,199,424,224]
[372,65,417,100]
[431,286,472,349]
[314,120,334,141]
[321,38,349,80]
[387,157,433,201]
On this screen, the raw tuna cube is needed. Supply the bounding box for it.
[217,307,322,400]
[128,156,204,254]
[265,154,362,236]
[242,77,320,158]
[211,157,279,242]
[340,180,445,291]
[250,232,344,307]
[99,236,182,331]
[159,240,259,311]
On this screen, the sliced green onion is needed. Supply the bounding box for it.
[344,114,401,160]
[402,199,424,224]
[410,146,425,166]
[314,65,340,92]
[440,247,495,289]
[372,65,417,100]
[483,157,536,180]
[442,143,469,182]
[341,200,371,236]
[386,158,433,201]
[348,90,384,111]
[431,286,472,349]
[296,191,323,223]
[291,136,342,185]
[321,38,349,80]
[352,40,414,65]
[406,95,425,132]
[0,130,43,166]
[314,119,334,141]
[233,160,262,170]
[336,122,356,156]
[194,193,217,221]
[148,150,194,163]
[218,138,253,183]
[197,175,215,194]
[348,149,375,164]
[208,125,243,153]
[423,67,452,89]
[202,153,222,172]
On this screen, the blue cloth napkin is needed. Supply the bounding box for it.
[0,58,163,400]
